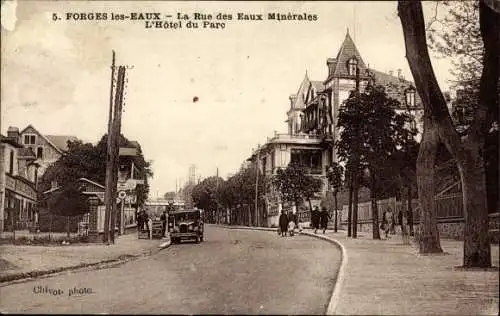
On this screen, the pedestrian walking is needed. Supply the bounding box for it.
[160,210,167,238]
[382,208,393,239]
[279,210,289,237]
[320,207,331,234]
[288,211,298,236]
[311,206,320,234]
[386,207,394,236]
[137,210,143,234]
[390,212,396,235]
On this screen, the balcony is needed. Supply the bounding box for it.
[267,133,321,145]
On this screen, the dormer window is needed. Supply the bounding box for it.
[405,87,416,108]
[347,58,358,76]
[24,134,36,145]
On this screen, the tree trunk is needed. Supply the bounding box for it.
[457,0,498,268]
[401,186,410,245]
[334,192,338,233]
[460,141,491,267]
[370,189,381,240]
[399,1,497,264]
[408,185,414,236]
[347,178,353,237]
[416,118,443,253]
[247,205,251,227]
[66,216,70,239]
[308,198,313,212]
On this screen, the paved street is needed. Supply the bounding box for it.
[0,226,341,314]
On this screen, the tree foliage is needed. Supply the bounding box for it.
[427,0,498,214]
[336,82,417,239]
[336,83,417,195]
[191,176,223,212]
[427,1,483,91]
[272,162,323,206]
[40,134,153,209]
[163,191,177,201]
[398,0,498,265]
[326,162,344,193]
[46,183,89,217]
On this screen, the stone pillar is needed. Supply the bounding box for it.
[87,197,100,243]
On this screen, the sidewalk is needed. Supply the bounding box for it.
[321,230,499,315]
[0,233,170,283]
[219,224,499,315]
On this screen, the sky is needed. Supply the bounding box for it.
[1,0,453,198]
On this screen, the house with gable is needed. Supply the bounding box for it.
[248,30,424,227]
[8,125,79,177]
[0,132,38,232]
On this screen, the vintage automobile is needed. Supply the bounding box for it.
[168,209,204,244]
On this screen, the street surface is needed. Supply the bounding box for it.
[0,226,341,314]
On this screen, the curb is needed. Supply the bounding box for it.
[0,240,171,286]
[216,225,347,315]
[300,231,348,316]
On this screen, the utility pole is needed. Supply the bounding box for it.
[103,50,116,244]
[216,167,219,224]
[110,65,126,243]
[254,144,260,227]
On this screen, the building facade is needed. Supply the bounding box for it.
[248,31,424,227]
[10,125,78,177]
[0,135,38,232]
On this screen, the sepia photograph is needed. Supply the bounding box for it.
[0,0,499,314]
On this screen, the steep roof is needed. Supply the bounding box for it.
[370,69,422,108]
[325,31,367,82]
[291,73,312,110]
[45,135,79,152]
[310,81,325,93]
[20,124,78,153]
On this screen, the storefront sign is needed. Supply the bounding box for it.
[5,174,16,191]
[5,175,36,201]
[15,180,37,200]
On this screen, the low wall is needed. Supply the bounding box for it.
[340,212,500,243]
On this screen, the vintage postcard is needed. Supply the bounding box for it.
[1,0,498,314]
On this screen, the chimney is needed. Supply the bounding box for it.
[327,58,336,75]
[289,94,297,108]
[397,69,403,78]
[7,126,19,140]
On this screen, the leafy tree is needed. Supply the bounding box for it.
[46,182,89,238]
[337,83,416,239]
[427,0,498,215]
[192,177,221,217]
[40,134,153,226]
[212,162,267,226]
[398,1,498,266]
[326,162,344,232]
[39,140,106,192]
[272,162,323,212]
[163,191,177,201]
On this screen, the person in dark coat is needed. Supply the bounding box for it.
[160,210,167,237]
[137,210,143,233]
[279,210,289,237]
[320,206,331,234]
[311,206,320,234]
